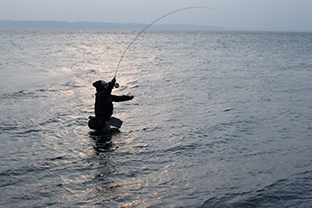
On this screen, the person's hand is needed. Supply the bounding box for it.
[111,77,116,85]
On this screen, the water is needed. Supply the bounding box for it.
[0,29,312,207]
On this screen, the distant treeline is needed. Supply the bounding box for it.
[0,20,226,31]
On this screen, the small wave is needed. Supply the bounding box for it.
[0,89,52,102]
[0,90,33,99]
[0,122,18,133]
[13,129,42,135]
[201,173,312,207]
[166,142,199,155]
[64,81,83,88]
[35,88,58,93]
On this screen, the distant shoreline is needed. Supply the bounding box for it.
[0,20,226,31]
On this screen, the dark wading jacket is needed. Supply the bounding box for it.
[93,81,132,121]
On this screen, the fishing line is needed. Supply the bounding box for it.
[113,6,214,78]
[113,6,272,78]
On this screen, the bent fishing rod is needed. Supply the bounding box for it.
[113,6,214,78]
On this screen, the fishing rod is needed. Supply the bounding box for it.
[113,6,214,78]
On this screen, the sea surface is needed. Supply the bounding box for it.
[1,29,312,207]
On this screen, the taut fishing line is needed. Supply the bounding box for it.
[113,6,272,78]
[113,6,214,78]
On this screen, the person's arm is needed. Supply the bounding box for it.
[111,95,134,102]
[103,77,116,96]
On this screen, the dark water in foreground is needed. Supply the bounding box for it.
[1,30,312,207]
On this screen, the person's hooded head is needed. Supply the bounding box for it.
[92,80,109,92]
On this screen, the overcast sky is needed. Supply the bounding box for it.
[1,0,311,31]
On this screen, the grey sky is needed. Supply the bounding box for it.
[1,0,312,31]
